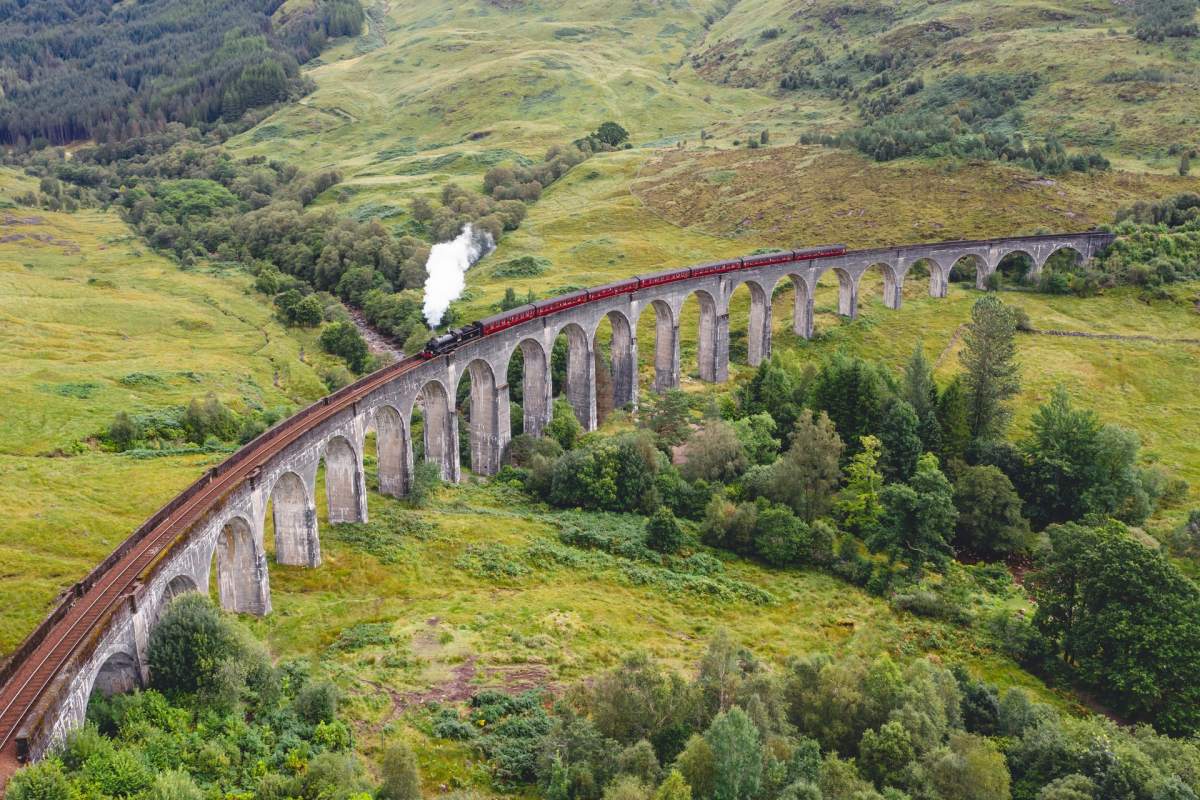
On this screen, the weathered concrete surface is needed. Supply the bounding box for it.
[11,230,1113,762]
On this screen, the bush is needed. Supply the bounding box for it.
[646,508,684,554]
[407,460,442,508]
[753,505,811,567]
[6,759,72,800]
[377,741,422,800]
[148,594,237,695]
[294,680,339,725]
[319,321,369,373]
[546,398,583,450]
[146,770,204,800]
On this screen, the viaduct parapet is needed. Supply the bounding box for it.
[0,230,1113,778]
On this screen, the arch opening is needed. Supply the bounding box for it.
[636,299,677,394]
[373,405,410,497]
[268,471,317,567]
[863,262,901,310]
[729,280,770,367]
[679,289,722,382]
[592,311,636,424]
[949,254,987,289]
[551,322,595,429]
[456,359,503,475]
[1040,245,1085,282]
[162,574,198,609]
[910,257,948,298]
[213,516,266,614]
[507,339,550,438]
[774,274,813,340]
[87,651,140,723]
[996,250,1035,286]
[416,380,456,481]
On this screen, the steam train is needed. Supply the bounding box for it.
[420,243,847,358]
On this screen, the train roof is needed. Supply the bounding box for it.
[478,304,535,328]
[635,265,692,282]
[589,277,640,293]
[532,289,588,311]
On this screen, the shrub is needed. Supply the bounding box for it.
[407,460,442,508]
[7,759,72,800]
[146,770,204,800]
[294,680,339,725]
[753,505,811,567]
[148,594,237,695]
[681,420,748,483]
[646,508,684,554]
[546,398,583,450]
[377,741,422,800]
[319,321,369,373]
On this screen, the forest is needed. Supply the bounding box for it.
[0,0,364,146]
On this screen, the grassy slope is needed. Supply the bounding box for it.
[255,478,1065,789]
[0,169,330,656]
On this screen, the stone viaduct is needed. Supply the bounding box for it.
[0,230,1112,776]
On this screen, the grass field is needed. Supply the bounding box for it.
[252,476,1069,787]
[0,169,331,656]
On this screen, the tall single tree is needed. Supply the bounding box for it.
[766,410,844,521]
[959,295,1020,441]
[879,400,922,482]
[903,342,942,452]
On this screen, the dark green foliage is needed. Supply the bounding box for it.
[810,354,888,455]
[738,356,806,436]
[1134,0,1200,41]
[319,321,369,373]
[753,411,844,522]
[0,0,364,146]
[547,397,585,450]
[147,594,237,695]
[181,394,239,445]
[705,707,763,800]
[547,432,659,513]
[878,400,922,482]
[108,412,138,451]
[594,122,631,147]
[753,505,812,567]
[870,454,957,576]
[935,377,971,464]
[1031,521,1200,734]
[646,508,684,554]
[959,296,1020,442]
[407,460,442,508]
[953,464,1031,557]
[643,390,693,448]
[295,680,339,726]
[6,759,72,800]
[1020,386,1156,528]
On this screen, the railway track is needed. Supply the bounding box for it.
[0,354,424,778]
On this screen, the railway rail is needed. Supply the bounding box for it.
[0,353,425,773]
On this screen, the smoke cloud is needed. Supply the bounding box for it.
[421,224,495,327]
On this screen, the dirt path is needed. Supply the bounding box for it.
[1023,328,1200,346]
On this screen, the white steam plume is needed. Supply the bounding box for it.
[421,224,495,327]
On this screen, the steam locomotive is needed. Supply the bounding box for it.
[420,243,846,358]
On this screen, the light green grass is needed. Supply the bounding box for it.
[0,170,331,655]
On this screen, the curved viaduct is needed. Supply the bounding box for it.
[0,230,1112,777]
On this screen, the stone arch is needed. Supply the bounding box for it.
[781,274,814,340]
[416,379,456,481]
[684,288,724,382]
[911,257,949,298]
[374,404,410,498]
[507,338,551,438]
[163,574,198,604]
[1039,244,1085,275]
[268,470,318,567]
[592,309,636,420]
[552,321,596,430]
[88,650,140,706]
[214,516,268,615]
[457,358,504,475]
[731,279,771,366]
[949,253,988,289]
[995,248,1036,284]
[320,435,364,524]
[866,262,902,310]
[639,299,678,394]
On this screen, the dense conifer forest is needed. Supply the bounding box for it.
[0,0,364,146]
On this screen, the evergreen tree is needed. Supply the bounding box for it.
[879,400,922,482]
[871,453,957,575]
[936,376,971,463]
[959,295,1020,442]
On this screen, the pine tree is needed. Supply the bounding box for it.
[959,295,1020,442]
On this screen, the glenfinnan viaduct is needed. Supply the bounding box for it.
[0,231,1112,779]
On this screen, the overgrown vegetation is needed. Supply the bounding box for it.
[7,594,424,800]
[420,634,1200,800]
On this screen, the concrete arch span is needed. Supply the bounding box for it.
[459,358,507,476]
[639,299,678,394]
[730,279,771,366]
[374,404,411,498]
[686,288,726,383]
[320,434,366,524]
[416,379,458,481]
[592,309,637,419]
[215,515,269,615]
[552,321,597,430]
[507,338,552,438]
[269,470,318,567]
[865,262,902,310]
[88,650,141,707]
